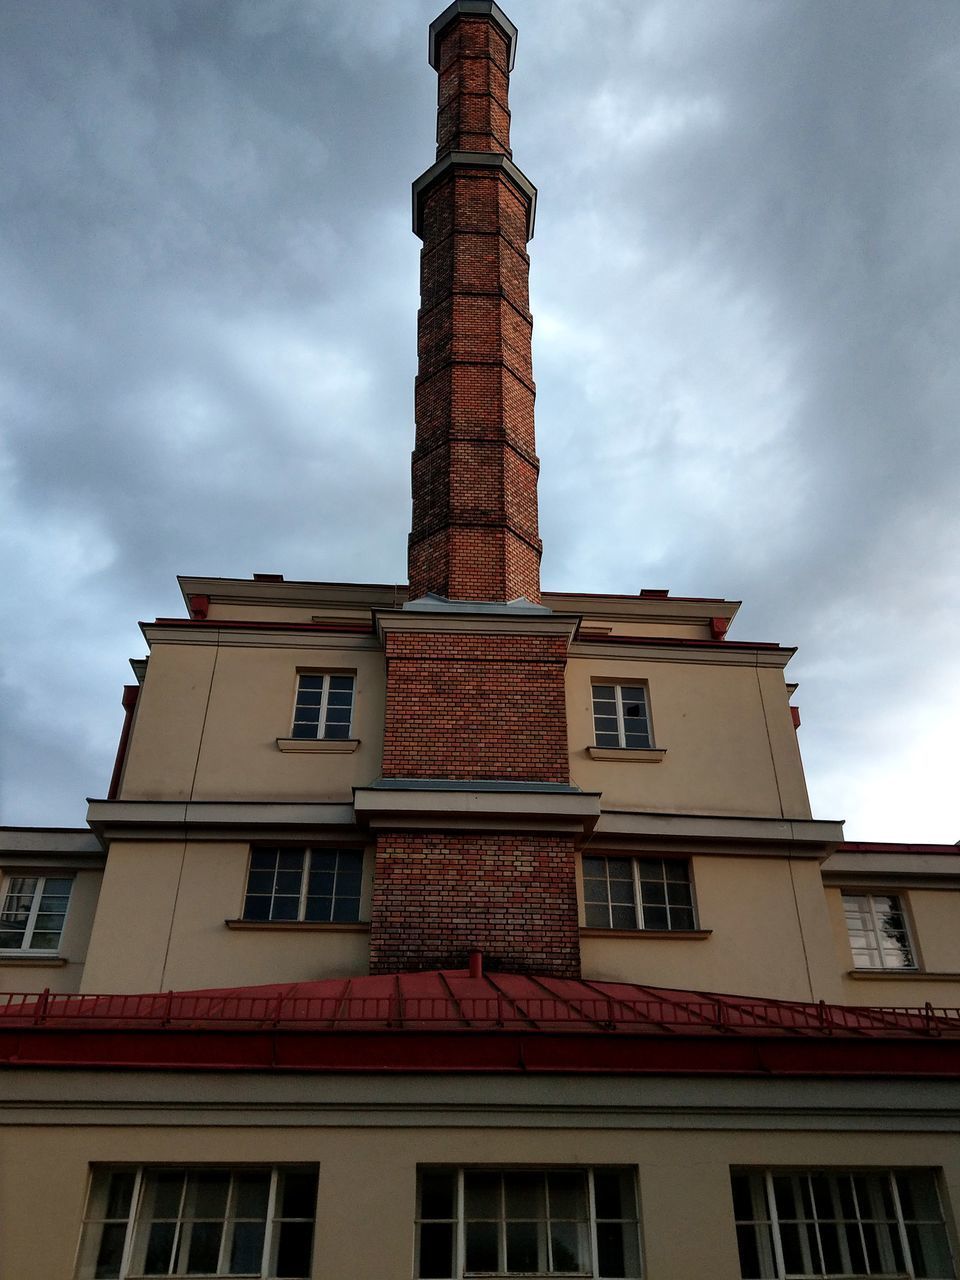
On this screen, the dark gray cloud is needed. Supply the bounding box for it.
[2,1,958,840]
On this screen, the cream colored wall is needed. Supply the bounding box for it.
[81,841,370,994]
[3,1118,958,1280]
[0,868,102,995]
[580,853,843,1003]
[120,640,385,802]
[825,885,960,1007]
[566,654,810,819]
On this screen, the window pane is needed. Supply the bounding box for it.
[280,1169,318,1219]
[152,1170,185,1217]
[331,896,360,923]
[465,1220,499,1271]
[191,1170,229,1217]
[547,1171,587,1219]
[465,1171,500,1218]
[297,675,326,690]
[506,1220,544,1271]
[551,1220,588,1272]
[275,1219,314,1277]
[504,1173,544,1220]
[235,1172,270,1218]
[329,675,354,691]
[641,906,668,930]
[594,1170,630,1221]
[418,1222,454,1278]
[585,903,610,928]
[420,1171,456,1220]
[230,1220,266,1273]
[611,904,637,929]
[143,1221,177,1274]
[304,897,333,922]
[242,895,271,922]
[324,722,350,740]
[94,1223,128,1279]
[270,896,300,922]
[186,1220,223,1272]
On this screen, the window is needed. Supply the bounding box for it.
[417,1167,642,1279]
[242,847,363,923]
[591,684,651,749]
[75,1165,318,1280]
[0,874,72,952]
[582,856,695,931]
[290,673,354,740]
[731,1169,954,1279]
[842,893,916,970]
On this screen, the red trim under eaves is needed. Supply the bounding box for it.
[148,619,375,635]
[107,685,139,801]
[838,841,960,855]
[1,1027,958,1075]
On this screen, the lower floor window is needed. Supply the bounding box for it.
[731,1169,954,1279]
[76,1165,317,1279]
[416,1167,641,1278]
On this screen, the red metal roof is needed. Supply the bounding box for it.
[1,973,958,1075]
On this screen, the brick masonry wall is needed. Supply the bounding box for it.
[369,831,581,977]
[381,630,570,782]
[409,12,541,603]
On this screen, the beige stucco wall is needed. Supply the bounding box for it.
[2,1107,957,1280]
[825,884,960,1008]
[566,653,810,819]
[0,868,102,995]
[120,639,385,803]
[580,853,843,1003]
[81,842,370,993]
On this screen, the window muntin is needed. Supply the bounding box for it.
[582,856,695,931]
[242,848,363,924]
[591,685,652,750]
[76,1165,318,1279]
[0,874,72,952]
[291,673,355,740]
[416,1167,641,1278]
[842,893,916,970]
[731,1169,954,1279]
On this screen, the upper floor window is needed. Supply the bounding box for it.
[75,1164,317,1279]
[731,1168,953,1279]
[582,856,695,931]
[842,892,916,970]
[416,1167,641,1278]
[242,847,363,924]
[0,874,73,952]
[592,684,652,749]
[291,673,355,740]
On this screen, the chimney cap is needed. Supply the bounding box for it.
[429,1,518,72]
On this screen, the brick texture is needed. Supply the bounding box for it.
[381,630,570,782]
[409,11,541,603]
[369,831,581,977]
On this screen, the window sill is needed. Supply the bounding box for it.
[225,919,369,933]
[847,968,960,981]
[580,928,712,940]
[586,746,666,763]
[276,737,360,753]
[0,953,68,966]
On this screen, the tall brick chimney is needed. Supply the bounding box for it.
[360,3,596,980]
[409,0,541,603]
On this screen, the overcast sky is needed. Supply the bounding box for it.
[2,0,958,842]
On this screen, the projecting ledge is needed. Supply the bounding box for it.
[354,781,600,835]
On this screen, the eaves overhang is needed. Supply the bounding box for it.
[413,151,537,240]
[354,781,601,836]
[85,800,357,844]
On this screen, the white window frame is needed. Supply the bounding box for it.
[841,891,918,971]
[75,1164,318,1280]
[415,1166,643,1279]
[0,872,73,954]
[731,1167,955,1279]
[581,855,696,932]
[591,683,653,750]
[290,672,355,741]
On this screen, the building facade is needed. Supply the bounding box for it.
[2,4,959,1278]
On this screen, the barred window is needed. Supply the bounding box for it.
[731,1169,954,1279]
[416,1167,642,1278]
[242,848,363,924]
[582,856,695,931]
[290,673,355,740]
[75,1165,318,1279]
